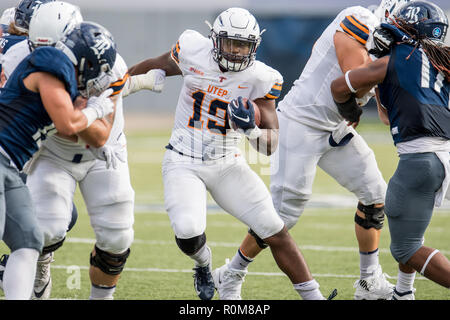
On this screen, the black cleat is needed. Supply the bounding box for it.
[193,265,215,300]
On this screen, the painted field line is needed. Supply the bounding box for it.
[50,264,429,281]
[65,237,450,256]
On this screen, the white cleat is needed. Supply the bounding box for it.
[32,253,54,300]
[392,288,416,300]
[354,265,395,300]
[212,259,247,300]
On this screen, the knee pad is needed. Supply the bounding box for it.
[175,233,206,256]
[355,202,385,230]
[42,237,65,255]
[248,229,268,249]
[90,245,130,275]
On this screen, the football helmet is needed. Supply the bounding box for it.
[395,1,448,42]
[14,0,55,33]
[28,1,83,48]
[373,0,412,23]
[55,21,117,98]
[206,7,264,72]
[0,7,16,26]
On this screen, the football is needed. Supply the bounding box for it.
[242,98,261,127]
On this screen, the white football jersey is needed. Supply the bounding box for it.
[43,53,128,161]
[1,39,128,161]
[168,30,283,160]
[278,6,378,131]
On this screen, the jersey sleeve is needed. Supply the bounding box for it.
[336,7,379,48]
[108,53,129,96]
[250,62,284,101]
[29,46,78,98]
[170,30,209,75]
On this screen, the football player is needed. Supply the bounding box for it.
[331,1,450,300]
[128,7,334,300]
[0,1,164,300]
[212,0,414,300]
[0,14,116,300]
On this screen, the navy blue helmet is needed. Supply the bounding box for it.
[56,21,117,97]
[395,0,448,42]
[14,0,55,33]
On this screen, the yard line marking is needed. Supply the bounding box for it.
[50,264,429,281]
[65,237,450,255]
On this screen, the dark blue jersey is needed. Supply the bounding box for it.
[0,46,78,170]
[0,24,27,73]
[378,43,450,145]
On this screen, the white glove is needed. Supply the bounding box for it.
[88,144,126,169]
[86,88,114,118]
[122,69,166,97]
[82,88,114,127]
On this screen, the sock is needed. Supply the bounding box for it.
[89,284,116,300]
[294,279,325,300]
[191,244,212,268]
[229,248,253,271]
[360,249,379,279]
[396,269,416,293]
[3,248,39,300]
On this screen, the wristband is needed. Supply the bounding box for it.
[345,70,357,93]
[81,108,98,127]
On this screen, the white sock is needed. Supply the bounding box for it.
[229,249,253,271]
[89,284,116,300]
[191,244,211,268]
[3,248,39,300]
[396,269,416,293]
[294,279,325,300]
[360,249,379,279]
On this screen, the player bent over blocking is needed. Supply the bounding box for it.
[331,1,450,300]
[128,7,336,300]
[0,18,115,299]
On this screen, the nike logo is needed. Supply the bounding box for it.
[33,280,50,299]
[233,114,250,122]
[238,85,248,89]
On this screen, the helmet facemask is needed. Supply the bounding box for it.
[213,32,259,72]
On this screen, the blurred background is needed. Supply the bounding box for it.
[1,0,450,114]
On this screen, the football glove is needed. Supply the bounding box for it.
[227,96,262,139]
[334,95,363,123]
[369,26,394,58]
[82,88,114,127]
[122,69,166,97]
[88,144,126,170]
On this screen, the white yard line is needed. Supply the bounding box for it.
[49,264,427,281]
[65,237,450,256]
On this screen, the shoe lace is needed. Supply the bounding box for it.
[220,268,246,298]
[0,254,8,267]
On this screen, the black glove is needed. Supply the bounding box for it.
[334,95,363,123]
[369,26,394,58]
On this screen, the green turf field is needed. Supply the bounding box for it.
[1,116,449,300]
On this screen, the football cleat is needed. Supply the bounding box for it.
[392,287,416,300]
[327,288,338,300]
[212,259,247,300]
[193,264,215,300]
[0,254,9,291]
[353,265,395,300]
[32,252,54,300]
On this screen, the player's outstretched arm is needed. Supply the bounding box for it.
[128,52,181,77]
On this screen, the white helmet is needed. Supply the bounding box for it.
[0,7,16,26]
[373,0,413,23]
[28,1,83,48]
[206,7,264,72]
